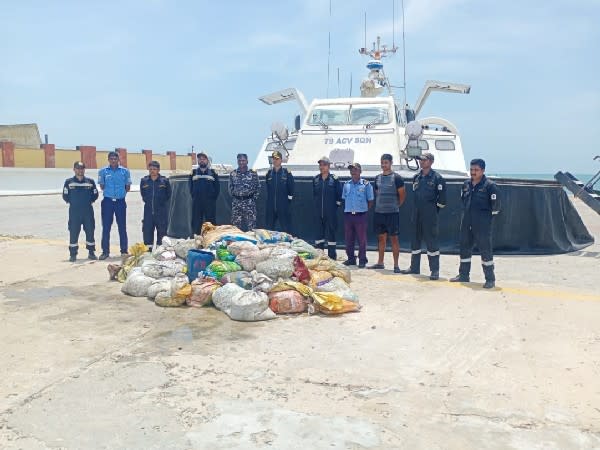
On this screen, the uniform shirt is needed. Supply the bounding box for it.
[312,173,342,217]
[228,168,260,199]
[266,167,295,210]
[461,175,500,216]
[189,167,220,199]
[98,165,132,199]
[374,172,404,213]
[140,175,171,213]
[62,176,98,208]
[342,178,374,213]
[412,169,446,209]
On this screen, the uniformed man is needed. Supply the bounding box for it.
[313,156,343,259]
[368,153,406,272]
[342,162,374,268]
[62,161,99,262]
[98,151,131,260]
[450,158,500,289]
[189,152,220,234]
[400,152,446,280]
[140,160,171,251]
[265,150,294,233]
[228,153,260,231]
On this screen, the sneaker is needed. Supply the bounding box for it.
[343,259,357,266]
[99,253,110,260]
[69,255,76,262]
[399,268,418,275]
[368,263,385,270]
[429,271,439,280]
[393,266,401,274]
[358,262,366,269]
[88,251,98,260]
[483,280,495,289]
[449,275,469,282]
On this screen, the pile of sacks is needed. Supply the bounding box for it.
[113,223,361,321]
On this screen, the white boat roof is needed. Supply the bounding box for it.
[309,96,396,106]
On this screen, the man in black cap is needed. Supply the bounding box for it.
[313,156,342,259]
[189,152,220,235]
[62,161,99,262]
[140,160,171,251]
[265,150,295,233]
[450,158,500,289]
[229,153,260,231]
[400,152,446,279]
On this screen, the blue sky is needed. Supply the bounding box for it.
[1,0,599,173]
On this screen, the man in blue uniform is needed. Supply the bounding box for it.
[189,152,220,235]
[98,151,131,260]
[342,162,374,268]
[229,153,260,232]
[369,154,406,272]
[140,160,171,251]
[450,158,500,289]
[62,161,99,262]
[400,152,446,279]
[265,150,294,233]
[313,156,343,259]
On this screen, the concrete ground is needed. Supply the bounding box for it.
[0,194,599,449]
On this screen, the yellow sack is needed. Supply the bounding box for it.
[311,291,360,314]
[117,243,149,282]
[270,281,313,297]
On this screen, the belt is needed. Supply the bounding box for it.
[345,211,367,215]
[233,194,253,200]
[104,197,125,202]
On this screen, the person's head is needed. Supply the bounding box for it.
[318,156,330,175]
[108,151,119,168]
[470,158,486,182]
[148,160,160,177]
[271,151,282,169]
[73,161,85,177]
[349,162,362,181]
[417,152,434,172]
[380,153,393,173]
[197,152,209,168]
[237,153,248,171]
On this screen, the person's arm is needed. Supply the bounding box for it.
[252,171,260,200]
[395,175,406,206]
[124,169,132,193]
[139,179,145,202]
[188,170,194,196]
[165,178,172,201]
[335,177,342,207]
[62,180,69,203]
[213,170,220,198]
[287,170,294,201]
[490,183,500,215]
[437,175,447,210]
[367,182,374,210]
[228,172,234,196]
[97,169,105,191]
[91,179,99,203]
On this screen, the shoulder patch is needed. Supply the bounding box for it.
[491,193,497,200]
[332,174,338,179]
[438,184,443,190]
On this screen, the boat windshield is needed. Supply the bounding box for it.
[308,103,391,126]
[265,140,295,152]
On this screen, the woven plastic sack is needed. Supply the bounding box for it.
[173,238,196,259]
[250,270,274,293]
[142,259,186,278]
[230,290,276,321]
[291,239,320,257]
[315,277,359,303]
[201,223,249,248]
[292,256,310,283]
[269,280,313,297]
[205,260,242,279]
[216,245,236,262]
[212,283,245,313]
[227,241,258,256]
[255,257,294,281]
[220,271,253,289]
[309,270,333,289]
[155,274,191,307]
[254,229,293,244]
[268,290,307,314]
[187,278,221,307]
[121,268,154,297]
[311,291,360,314]
[147,279,171,300]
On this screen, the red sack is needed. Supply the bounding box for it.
[268,290,307,314]
[292,255,311,284]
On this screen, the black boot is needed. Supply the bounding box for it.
[450,261,470,282]
[400,253,421,274]
[428,254,440,280]
[327,245,337,260]
[69,254,77,262]
[482,263,495,289]
[88,251,98,260]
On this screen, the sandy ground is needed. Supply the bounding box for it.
[0,194,599,449]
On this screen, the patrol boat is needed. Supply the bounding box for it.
[253,36,470,178]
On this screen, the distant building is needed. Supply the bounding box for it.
[0,123,42,148]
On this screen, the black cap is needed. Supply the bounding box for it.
[73,161,85,169]
[348,162,362,171]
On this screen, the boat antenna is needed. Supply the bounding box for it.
[364,12,367,50]
[349,73,353,96]
[327,0,332,97]
[392,0,395,49]
[337,68,341,97]
[401,0,407,107]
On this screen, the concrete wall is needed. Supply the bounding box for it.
[55,149,80,169]
[14,147,45,168]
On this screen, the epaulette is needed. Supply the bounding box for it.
[250,169,256,173]
[287,169,292,175]
[332,174,338,179]
[362,179,369,185]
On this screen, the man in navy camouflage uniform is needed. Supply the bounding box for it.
[313,156,342,259]
[140,160,171,251]
[400,152,446,280]
[228,153,260,231]
[450,158,500,289]
[265,150,294,233]
[62,161,99,262]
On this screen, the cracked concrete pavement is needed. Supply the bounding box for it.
[0,194,599,449]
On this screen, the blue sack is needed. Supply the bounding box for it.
[187,249,215,282]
